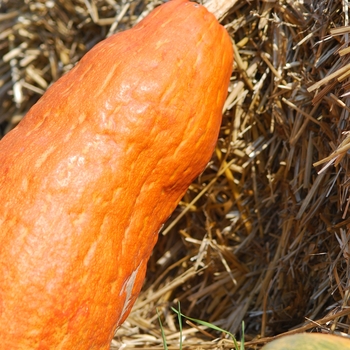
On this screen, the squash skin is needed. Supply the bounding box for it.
[261,333,350,350]
[0,0,233,349]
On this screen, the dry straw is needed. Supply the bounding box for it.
[1,0,350,349]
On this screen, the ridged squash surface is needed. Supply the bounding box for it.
[0,0,233,348]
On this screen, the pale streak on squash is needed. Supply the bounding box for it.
[117,263,142,326]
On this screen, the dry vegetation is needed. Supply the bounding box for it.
[1,0,350,349]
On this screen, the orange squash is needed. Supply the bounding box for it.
[0,0,233,348]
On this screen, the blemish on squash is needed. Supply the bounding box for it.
[78,113,86,124]
[72,211,88,228]
[63,130,73,143]
[111,187,122,204]
[83,240,98,266]
[97,68,117,98]
[160,18,172,28]
[117,264,141,324]
[155,38,170,50]
[67,155,85,168]
[24,116,47,137]
[177,58,184,67]
[196,38,203,47]
[35,145,56,168]
[55,167,71,187]
[21,177,28,192]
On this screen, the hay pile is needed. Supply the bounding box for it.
[1,0,350,349]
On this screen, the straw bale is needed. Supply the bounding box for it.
[1,0,350,349]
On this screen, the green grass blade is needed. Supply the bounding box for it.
[240,321,245,350]
[171,307,241,350]
[157,308,168,350]
[177,302,183,350]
